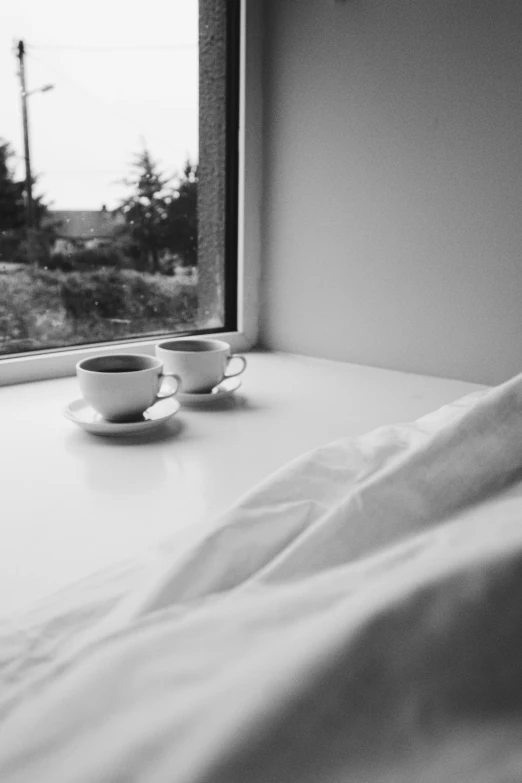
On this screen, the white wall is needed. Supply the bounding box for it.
[259,0,522,384]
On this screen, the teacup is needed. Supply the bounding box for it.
[76,354,181,422]
[155,338,247,394]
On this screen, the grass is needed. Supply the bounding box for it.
[0,265,199,356]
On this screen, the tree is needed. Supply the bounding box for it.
[0,138,52,264]
[164,160,198,267]
[117,149,199,274]
[0,140,25,234]
[118,147,171,274]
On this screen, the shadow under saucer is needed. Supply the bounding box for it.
[100,416,186,445]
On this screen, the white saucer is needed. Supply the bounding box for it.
[63,397,181,436]
[178,376,242,405]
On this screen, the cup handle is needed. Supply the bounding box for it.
[156,372,181,401]
[224,354,247,379]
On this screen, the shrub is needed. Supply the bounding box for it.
[14,229,51,266]
[0,268,52,346]
[169,283,198,326]
[0,230,22,263]
[60,268,128,321]
[127,272,197,324]
[126,273,172,319]
[44,252,73,272]
[158,253,181,277]
[60,267,198,328]
[71,247,124,270]
[0,265,199,355]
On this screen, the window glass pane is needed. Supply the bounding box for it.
[0,0,235,357]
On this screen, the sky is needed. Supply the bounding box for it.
[0,0,198,210]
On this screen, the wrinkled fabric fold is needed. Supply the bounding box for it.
[2,376,522,781]
[116,379,519,616]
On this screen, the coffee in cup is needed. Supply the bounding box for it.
[155,338,247,394]
[76,353,181,422]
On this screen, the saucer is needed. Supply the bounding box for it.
[63,397,181,436]
[178,376,242,405]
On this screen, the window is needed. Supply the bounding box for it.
[0,0,249,383]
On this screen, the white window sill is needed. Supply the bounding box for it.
[0,350,484,618]
[0,330,254,386]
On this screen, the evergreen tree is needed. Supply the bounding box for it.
[118,148,171,273]
[165,160,198,267]
[0,140,25,234]
[0,138,52,264]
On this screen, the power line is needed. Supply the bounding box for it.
[25,50,131,121]
[39,169,127,174]
[26,50,114,100]
[25,49,197,135]
[27,43,197,52]
[26,50,136,117]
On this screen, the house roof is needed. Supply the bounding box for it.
[47,210,123,240]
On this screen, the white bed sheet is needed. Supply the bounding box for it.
[1,377,522,781]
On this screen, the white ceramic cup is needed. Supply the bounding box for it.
[155,338,247,394]
[76,354,181,422]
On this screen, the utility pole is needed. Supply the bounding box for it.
[17,39,34,231]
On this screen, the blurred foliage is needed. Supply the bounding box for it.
[0,138,201,354]
[0,139,53,266]
[40,247,127,273]
[0,140,26,235]
[164,160,198,268]
[117,148,170,274]
[117,148,198,272]
[60,268,129,321]
[0,266,198,355]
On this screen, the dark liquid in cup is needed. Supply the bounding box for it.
[98,367,136,373]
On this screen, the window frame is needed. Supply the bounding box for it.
[0,0,262,387]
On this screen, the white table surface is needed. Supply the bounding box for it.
[0,351,485,617]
